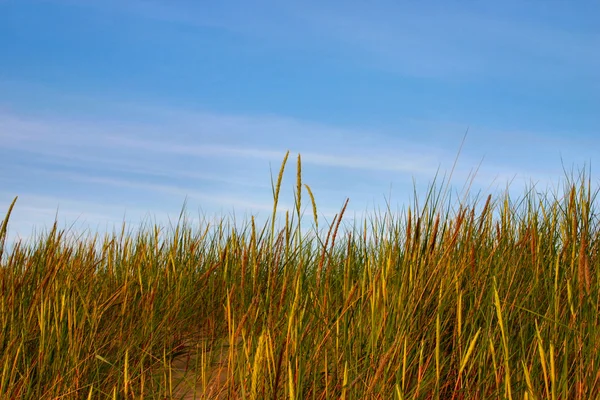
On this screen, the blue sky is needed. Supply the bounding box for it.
[1,0,599,247]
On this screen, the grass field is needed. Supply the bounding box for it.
[1,152,599,399]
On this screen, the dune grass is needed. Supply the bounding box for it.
[1,153,599,399]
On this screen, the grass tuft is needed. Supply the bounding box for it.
[1,156,600,399]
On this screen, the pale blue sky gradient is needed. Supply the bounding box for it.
[1,0,599,246]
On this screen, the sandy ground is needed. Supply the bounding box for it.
[166,335,243,399]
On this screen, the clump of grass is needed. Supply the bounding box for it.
[1,155,599,399]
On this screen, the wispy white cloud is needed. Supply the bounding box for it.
[3,100,593,185]
[0,108,445,176]
[0,103,435,248]
[2,97,596,251]
[27,169,282,212]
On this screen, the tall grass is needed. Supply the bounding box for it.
[1,155,599,399]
